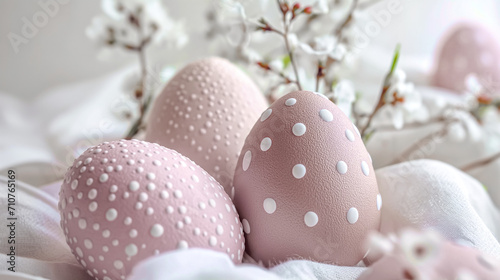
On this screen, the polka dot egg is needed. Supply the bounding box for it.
[58,140,244,280]
[145,57,268,195]
[233,91,381,266]
[432,23,500,93]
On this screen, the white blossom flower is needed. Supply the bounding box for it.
[383,69,425,130]
[327,80,356,117]
[86,0,187,57]
[444,109,482,142]
[399,229,442,267]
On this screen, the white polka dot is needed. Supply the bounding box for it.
[377,194,382,211]
[345,129,355,142]
[146,173,156,180]
[71,180,78,190]
[285,98,296,106]
[129,229,138,238]
[88,189,97,200]
[150,224,164,237]
[147,183,156,191]
[260,137,272,151]
[174,190,183,198]
[292,164,306,179]
[78,219,87,229]
[292,123,306,136]
[89,202,98,212]
[353,123,361,137]
[99,173,109,183]
[139,192,148,202]
[319,109,333,122]
[209,236,217,247]
[125,244,138,257]
[84,239,93,249]
[106,208,118,221]
[304,212,318,227]
[337,161,348,174]
[263,198,277,214]
[86,178,93,186]
[347,207,359,224]
[129,181,140,192]
[216,225,224,235]
[242,219,250,234]
[361,161,370,176]
[177,240,188,250]
[260,109,272,121]
[242,151,252,171]
[113,260,123,269]
[76,247,83,257]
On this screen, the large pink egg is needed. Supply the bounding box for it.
[58,139,244,280]
[145,57,268,194]
[432,23,500,93]
[232,91,381,266]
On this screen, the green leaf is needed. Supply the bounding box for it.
[389,44,401,75]
[282,55,291,69]
[483,184,488,191]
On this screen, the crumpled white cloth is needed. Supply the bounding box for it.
[1,159,499,280]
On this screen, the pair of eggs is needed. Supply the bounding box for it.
[59,58,381,279]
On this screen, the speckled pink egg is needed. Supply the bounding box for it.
[58,139,244,280]
[232,91,381,266]
[145,57,268,195]
[359,230,500,280]
[432,23,500,93]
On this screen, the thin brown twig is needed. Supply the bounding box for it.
[335,0,359,39]
[360,85,387,138]
[315,61,324,92]
[277,0,302,90]
[461,152,500,172]
[369,117,447,132]
[389,120,456,165]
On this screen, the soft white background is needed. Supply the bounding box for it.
[1,0,500,100]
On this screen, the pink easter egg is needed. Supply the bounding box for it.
[58,139,244,280]
[145,57,268,195]
[232,91,381,266]
[432,23,500,93]
[359,230,500,280]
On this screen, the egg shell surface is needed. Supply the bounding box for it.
[145,57,268,195]
[58,139,244,280]
[233,91,381,267]
[432,23,500,93]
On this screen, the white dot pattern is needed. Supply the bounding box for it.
[232,92,380,265]
[304,212,319,227]
[292,164,306,179]
[58,139,245,278]
[319,109,333,122]
[292,123,307,136]
[263,198,277,214]
[260,138,272,152]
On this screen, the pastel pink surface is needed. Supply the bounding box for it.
[58,139,244,280]
[233,91,381,266]
[145,57,268,194]
[359,241,500,280]
[432,23,500,93]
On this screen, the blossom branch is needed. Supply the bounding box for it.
[315,61,325,92]
[461,152,500,172]
[389,120,457,165]
[360,44,401,139]
[335,0,359,39]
